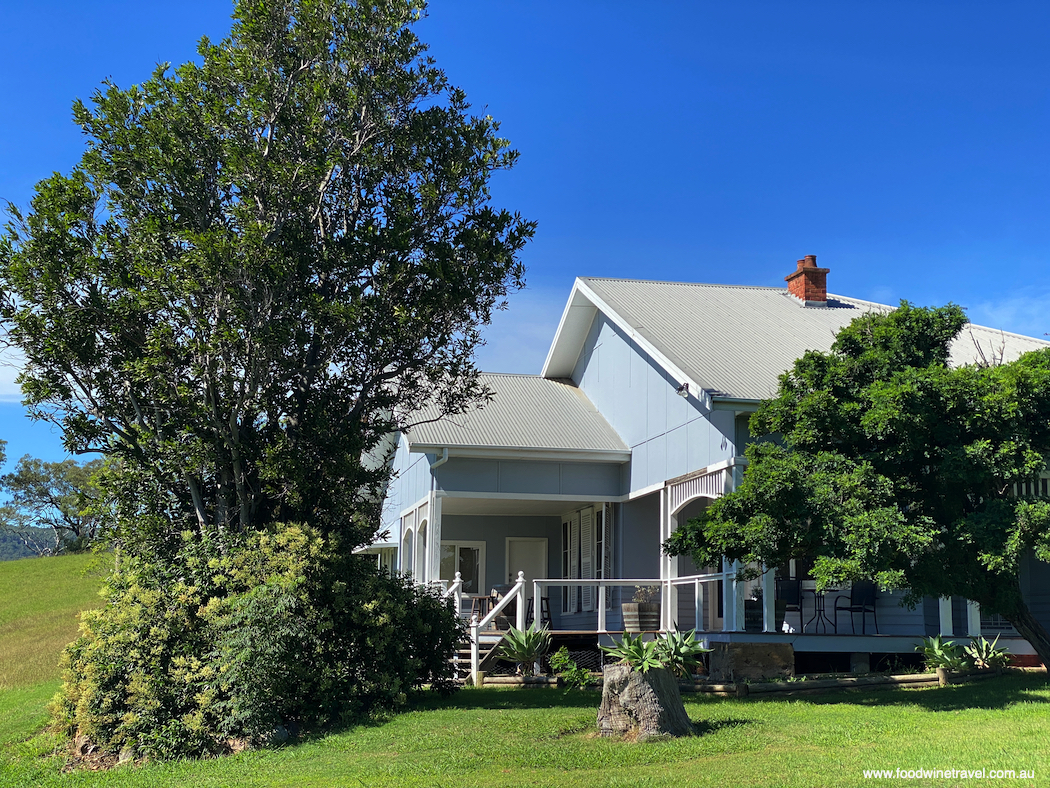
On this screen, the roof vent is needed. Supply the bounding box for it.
[785,254,829,307]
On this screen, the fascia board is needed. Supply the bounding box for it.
[710,397,762,411]
[541,281,597,378]
[440,490,625,502]
[409,443,631,464]
[563,279,712,412]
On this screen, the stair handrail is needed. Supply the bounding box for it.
[443,571,464,616]
[470,571,527,684]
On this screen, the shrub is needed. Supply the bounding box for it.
[549,646,595,690]
[498,624,551,676]
[50,523,463,759]
[600,631,711,676]
[963,635,1011,671]
[916,635,966,671]
[654,630,711,678]
[600,632,664,673]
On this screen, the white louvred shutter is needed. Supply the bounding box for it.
[604,503,614,609]
[580,507,594,612]
[569,511,580,613]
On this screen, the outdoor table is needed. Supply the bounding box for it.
[801,582,845,633]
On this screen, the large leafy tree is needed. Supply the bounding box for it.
[0,0,533,561]
[0,0,530,755]
[667,303,1050,665]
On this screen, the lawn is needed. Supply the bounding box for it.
[1,556,1048,787]
[0,552,104,688]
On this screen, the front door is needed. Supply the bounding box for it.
[506,537,548,585]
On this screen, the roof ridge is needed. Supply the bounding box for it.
[581,276,788,291]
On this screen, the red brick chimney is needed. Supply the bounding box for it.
[785,254,829,306]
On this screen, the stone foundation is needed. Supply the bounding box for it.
[707,642,794,683]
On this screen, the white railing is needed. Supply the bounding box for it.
[530,569,743,634]
[442,571,464,616]
[469,570,527,685]
[530,577,661,633]
[669,570,732,632]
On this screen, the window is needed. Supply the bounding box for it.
[562,504,613,614]
[440,541,485,595]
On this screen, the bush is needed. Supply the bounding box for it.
[50,524,463,759]
[498,624,551,676]
[549,646,595,690]
[599,631,710,676]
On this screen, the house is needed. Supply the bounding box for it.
[373,256,1050,675]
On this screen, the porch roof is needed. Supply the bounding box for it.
[406,373,629,460]
[543,277,1050,402]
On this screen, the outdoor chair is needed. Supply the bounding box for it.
[775,578,803,633]
[833,579,878,634]
[525,596,552,628]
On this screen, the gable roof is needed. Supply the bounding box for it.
[405,372,630,461]
[542,277,1050,403]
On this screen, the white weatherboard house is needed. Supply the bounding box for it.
[376,257,1050,676]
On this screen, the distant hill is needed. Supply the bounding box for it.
[0,527,57,561]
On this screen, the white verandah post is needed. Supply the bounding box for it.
[761,566,775,632]
[660,486,680,632]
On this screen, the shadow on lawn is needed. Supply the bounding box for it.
[413,687,604,712]
[692,717,752,736]
[787,672,1050,712]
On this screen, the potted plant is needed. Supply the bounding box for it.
[621,585,661,632]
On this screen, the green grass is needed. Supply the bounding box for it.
[0,553,104,688]
[1,555,1049,787]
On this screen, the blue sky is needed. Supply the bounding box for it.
[1,1,1049,465]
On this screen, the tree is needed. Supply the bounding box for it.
[666,303,1050,666]
[0,0,531,756]
[1,453,102,554]
[0,0,533,562]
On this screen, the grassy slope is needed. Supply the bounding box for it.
[0,555,1048,787]
[0,553,103,688]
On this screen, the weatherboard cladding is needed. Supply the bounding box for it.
[579,277,1050,402]
[406,373,628,454]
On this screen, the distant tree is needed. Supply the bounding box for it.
[1,455,102,554]
[667,303,1050,666]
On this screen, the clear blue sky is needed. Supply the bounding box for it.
[1,1,1048,465]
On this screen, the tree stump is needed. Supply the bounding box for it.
[596,664,694,740]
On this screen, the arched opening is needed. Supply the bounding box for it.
[416,519,428,583]
[671,495,720,631]
[402,527,415,577]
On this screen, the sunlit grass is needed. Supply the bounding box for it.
[0,677,1047,787]
[1,553,1048,787]
[0,552,104,688]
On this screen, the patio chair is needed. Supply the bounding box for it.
[775,578,803,633]
[833,580,878,634]
[525,596,552,628]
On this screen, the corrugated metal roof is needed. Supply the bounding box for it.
[406,373,629,455]
[579,278,1050,401]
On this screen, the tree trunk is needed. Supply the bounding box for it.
[597,664,694,741]
[1003,601,1050,668]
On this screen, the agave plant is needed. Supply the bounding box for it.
[916,635,966,671]
[600,632,664,673]
[499,624,551,676]
[963,635,1011,671]
[655,630,712,678]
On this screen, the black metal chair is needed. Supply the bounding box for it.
[833,580,878,634]
[775,578,803,633]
